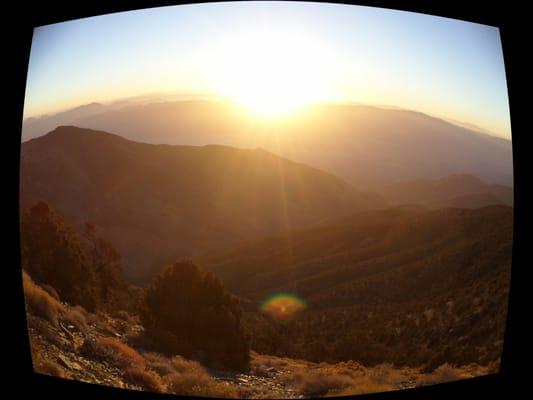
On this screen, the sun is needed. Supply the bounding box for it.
[214,28,332,118]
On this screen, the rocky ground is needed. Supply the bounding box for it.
[26,302,495,398]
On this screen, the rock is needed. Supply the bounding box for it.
[57,354,82,371]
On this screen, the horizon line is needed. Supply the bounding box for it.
[22,93,511,143]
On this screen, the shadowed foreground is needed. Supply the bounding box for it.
[26,268,497,398]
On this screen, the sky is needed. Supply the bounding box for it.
[23,1,512,139]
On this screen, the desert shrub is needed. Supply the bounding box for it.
[124,330,154,351]
[329,379,394,396]
[71,305,89,318]
[280,369,355,397]
[142,352,167,365]
[87,313,119,336]
[417,363,465,386]
[20,203,132,313]
[485,359,500,374]
[63,306,89,334]
[163,370,238,398]
[170,355,209,375]
[329,363,406,396]
[83,223,129,312]
[113,310,139,325]
[98,337,145,367]
[78,337,115,362]
[40,284,60,302]
[34,358,67,378]
[23,270,64,326]
[123,366,166,393]
[79,336,144,368]
[259,356,402,397]
[20,203,101,311]
[251,354,301,377]
[140,260,250,372]
[142,352,222,382]
[148,361,175,377]
[27,315,68,350]
[368,363,409,386]
[29,344,67,378]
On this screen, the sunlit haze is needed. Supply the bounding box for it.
[24,1,511,139]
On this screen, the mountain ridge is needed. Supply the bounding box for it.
[20,126,384,284]
[21,100,513,188]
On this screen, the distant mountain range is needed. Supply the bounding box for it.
[20,126,382,283]
[21,100,513,190]
[381,174,513,208]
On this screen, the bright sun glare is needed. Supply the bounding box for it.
[215,28,331,118]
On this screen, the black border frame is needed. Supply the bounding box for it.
[8,1,525,399]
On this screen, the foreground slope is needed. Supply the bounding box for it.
[20,126,381,283]
[25,269,495,398]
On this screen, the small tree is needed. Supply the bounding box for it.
[20,202,101,311]
[141,260,250,372]
[83,223,124,309]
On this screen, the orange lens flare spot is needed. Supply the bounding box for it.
[260,293,307,320]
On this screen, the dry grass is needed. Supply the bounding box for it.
[40,284,60,302]
[141,352,239,397]
[142,352,175,377]
[30,343,67,379]
[22,270,64,326]
[96,336,145,367]
[34,358,67,378]
[123,366,166,393]
[78,336,145,370]
[124,351,239,397]
[124,330,154,351]
[114,310,139,325]
[328,380,395,396]
[170,355,206,374]
[63,306,89,334]
[87,313,119,336]
[416,363,490,386]
[27,315,68,350]
[252,354,409,397]
[280,368,356,397]
[164,370,239,398]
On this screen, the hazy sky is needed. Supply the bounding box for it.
[24,1,512,139]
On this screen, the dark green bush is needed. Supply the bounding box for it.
[141,260,250,372]
[20,202,133,313]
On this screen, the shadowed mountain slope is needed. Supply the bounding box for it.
[203,205,512,306]
[20,126,382,283]
[381,174,513,208]
[203,205,512,367]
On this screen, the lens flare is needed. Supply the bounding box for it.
[260,293,307,320]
